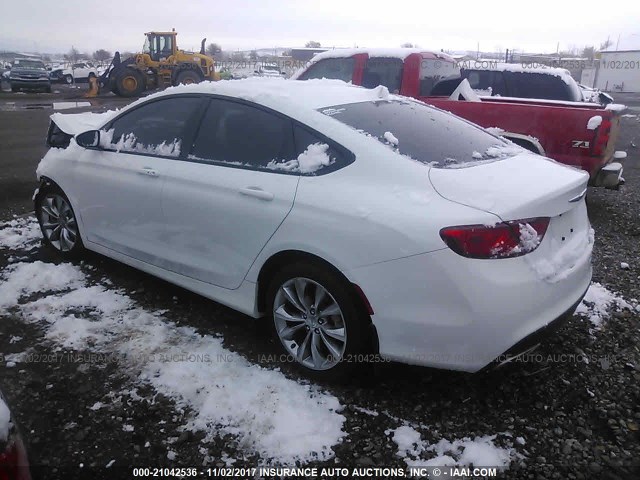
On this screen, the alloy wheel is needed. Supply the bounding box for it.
[39,194,78,252]
[273,277,347,370]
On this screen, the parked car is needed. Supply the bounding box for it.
[9,58,51,93]
[255,63,286,78]
[49,68,66,83]
[59,62,101,84]
[293,48,626,189]
[0,389,31,480]
[460,63,614,105]
[37,79,593,379]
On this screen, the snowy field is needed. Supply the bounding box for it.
[1,214,639,477]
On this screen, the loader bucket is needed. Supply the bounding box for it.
[85,76,99,98]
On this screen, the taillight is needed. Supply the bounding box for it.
[440,217,550,259]
[592,119,612,157]
[0,441,30,480]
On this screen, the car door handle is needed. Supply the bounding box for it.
[238,186,274,201]
[138,167,158,177]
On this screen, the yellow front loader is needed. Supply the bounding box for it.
[99,29,218,97]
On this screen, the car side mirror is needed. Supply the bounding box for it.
[76,130,100,148]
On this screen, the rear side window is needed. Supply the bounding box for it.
[362,57,403,92]
[104,96,203,156]
[323,100,519,168]
[297,58,355,82]
[463,70,507,96]
[419,59,460,95]
[189,99,295,168]
[506,72,571,100]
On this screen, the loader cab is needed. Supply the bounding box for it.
[143,32,176,62]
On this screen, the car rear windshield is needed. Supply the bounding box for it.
[320,100,519,168]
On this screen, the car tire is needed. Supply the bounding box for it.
[266,261,372,381]
[115,69,145,97]
[64,74,73,84]
[174,69,202,86]
[35,184,84,258]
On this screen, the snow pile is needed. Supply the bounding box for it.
[587,115,603,130]
[392,426,516,468]
[575,282,632,327]
[100,130,181,158]
[0,261,345,463]
[383,131,399,146]
[266,143,333,174]
[0,396,10,442]
[0,216,41,250]
[484,144,526,158]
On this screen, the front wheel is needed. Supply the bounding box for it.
[64,74,73,84]
[174,69,202,85]
[115,69,145,97]
[267,262,372,381]
[35,185,84,258]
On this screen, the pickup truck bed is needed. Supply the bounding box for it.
[294,48,626,188]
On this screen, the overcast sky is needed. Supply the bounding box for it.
[2,0,639,56]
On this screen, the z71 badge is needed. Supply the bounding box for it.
[572,140,590,148]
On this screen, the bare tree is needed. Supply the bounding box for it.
[305,40,321,48]
[599,38,613,51]
[64,47,80,64]
[249,50,258,61]
[93,49,112,64]
[206,43,222,57]
[582,46,595,60]
[231,51,247,62]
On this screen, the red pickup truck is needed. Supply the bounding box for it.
[292,48,626,188]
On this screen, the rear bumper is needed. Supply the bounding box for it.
[487,285,588,369]
[348,224,593,372]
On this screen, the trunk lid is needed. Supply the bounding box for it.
[428,152,589,220]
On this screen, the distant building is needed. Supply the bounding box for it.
[589,50,640,93]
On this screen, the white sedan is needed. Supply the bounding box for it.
[35,78,593,379]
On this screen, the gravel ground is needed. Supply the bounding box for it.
[0,97,639,479]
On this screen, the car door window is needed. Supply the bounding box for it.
[103,96,203,157]
[189,99,295,169]
[297,58,355,82]
[363,57,403,92]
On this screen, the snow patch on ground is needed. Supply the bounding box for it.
[0,260,346,463]
[0,216,41,250]
[391,426,516,468]
[575,282,633,327]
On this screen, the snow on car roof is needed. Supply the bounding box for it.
[51,78,404,134]
[308,47,455,63]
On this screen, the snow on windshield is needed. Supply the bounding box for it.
[266,143,333,174]
[321,100,519,169]
[100,130,181,157]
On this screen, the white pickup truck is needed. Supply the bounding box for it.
[55,62,103,84]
